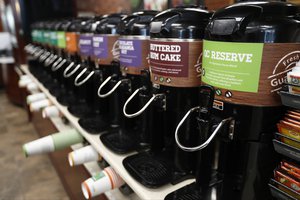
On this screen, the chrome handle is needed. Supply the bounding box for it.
[51,57,62,71]
[52,59,66,71]
[74,68,95,86]
[97,76,128,98]
[123,87,163,118]
[63,63,80,78]
[175,106,232,152]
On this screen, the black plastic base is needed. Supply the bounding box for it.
[100,129,137,154]
[56,92,77,106]
[78,115,109,134]
[43,79,56,89]
[165,183,202,200]
[48,85,61,97]
[123,152,173,188]
[68,102,91,118]
[164,182,224,200]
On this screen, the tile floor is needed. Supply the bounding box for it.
[0,90,69,200]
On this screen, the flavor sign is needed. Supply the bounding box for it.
[119,39,142,67]
[79,35,93,56]
[50,31,57,46]
[149,40,189,77]
[57,31,66,49]
[93,35,108,59]
[202,40,263,93]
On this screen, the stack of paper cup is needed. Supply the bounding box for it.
[29,99,51,112]
[18,75,33,88]
[26,82,39,93]
[42,106,60,118]
[26,93,47,104]
[23,135,54,157]
[81,167,124,199]
[23,129,84,157]
[68,145,101,167]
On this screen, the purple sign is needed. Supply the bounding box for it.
[79,35,93,56]
[93,35,108,58]
[119,39,142,67]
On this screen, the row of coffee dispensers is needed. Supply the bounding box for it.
[22,1,300,200]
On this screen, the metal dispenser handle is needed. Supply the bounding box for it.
[51,57,62,71]
[52,59,67,71]
[175,114,232,152]
[39,51,49,62]
[63,63,80,78]
[34,49,44,59]
[74,68,95,86]
[97,76,129,98]
[43,53,54,64]
[31,47,41,55]
[123,87,164,118]
[45,55,58,67]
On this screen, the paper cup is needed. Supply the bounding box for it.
[68,145,101,167]
[42,106,60,118]
[23,135,55,157]
[27,93,47,104]
[30,99,51,112]
[81,167,124,199]
[23,129,83,157]
[20,75,30,80]
[26,82,39,93]
[18,78,33,88]
[51,129,84,151]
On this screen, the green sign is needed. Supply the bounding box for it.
[50,31,57,46]
[202,40,264,93]
[43,31,50,44]
[35,30,43,43]
[31,30,37,42]
[57,31,66,48]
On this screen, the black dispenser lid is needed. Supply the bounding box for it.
[95,13,127,34]
[80,17,98,33]
[67,17,90,32]
[60,19,73,32]
[150,7,212,39]
[205,1,300,42]
[119,10,159,36]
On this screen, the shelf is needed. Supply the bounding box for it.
[273,133,300,162]
[273,138,300,162]
[21,64,195,200]
[279,90,300,110]
[269,179,300,200]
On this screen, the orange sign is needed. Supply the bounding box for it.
[65,32,79,53]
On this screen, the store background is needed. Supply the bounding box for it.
[0,0,300,200]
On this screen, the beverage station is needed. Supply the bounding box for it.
[19,1,300,200]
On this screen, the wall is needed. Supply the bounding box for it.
[76,0,131,14]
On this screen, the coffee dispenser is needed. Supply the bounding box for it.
[43,21,66,96]
[56,18,87,107]
[122,7,212,187]
[73,15,113,133]
[66,17,100,118]
[78,14,126,133]
[28,21,53,82]
[165,1,300,200]
[47,20,71,97]
[27,22,45,77]
[97,11,158,153]
[40,21,63,87]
